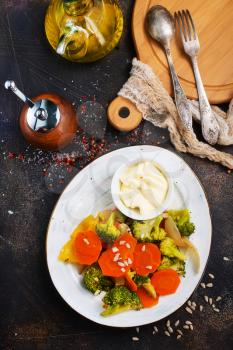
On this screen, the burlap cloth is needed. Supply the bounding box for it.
[118,58,233,169]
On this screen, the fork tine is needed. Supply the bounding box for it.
[186,10,197,39]
[182,10,192,41]
[176,11,188,42]
[174,12,186,44]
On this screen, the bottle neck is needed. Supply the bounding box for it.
[63,0,94,16]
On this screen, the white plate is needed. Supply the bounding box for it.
[46,145,212,328]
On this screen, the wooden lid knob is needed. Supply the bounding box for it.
[107,96,143,132]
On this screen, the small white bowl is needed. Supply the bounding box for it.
[111,159,174,221]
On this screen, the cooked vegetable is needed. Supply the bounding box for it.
[59,215,98,263]
[125,271,138,292]
[101,286,142,316]
[96,211,123,244]
[98,249,132,277]
[182,237,200,273]
[114,232,137,258]
[151,269,181,295]
[83,264,113,294]
[160,237,185,261]
[136,287,159,308]
[132,243,161,276]
[164,216,186,247]
[133,275,157,298]
[98,233,135,278]
[74,230,102,265]
[167,210,195,236]
[158,256,186,276]
[131,215,165,242]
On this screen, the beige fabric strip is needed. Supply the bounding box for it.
[118,58,233,169]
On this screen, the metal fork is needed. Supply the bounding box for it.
[175,10,220,145]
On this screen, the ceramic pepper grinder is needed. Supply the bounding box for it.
[4,81,77,151]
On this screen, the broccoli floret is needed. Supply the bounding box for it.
[160,237,186,261]
[101,286,142,316]
[83,264,113,294]
[133,275,157,298]
[167,210,195,236]
[131,215,165,242]
[178,222,195,236]
[96,211,122,243]
[158,256,186,276]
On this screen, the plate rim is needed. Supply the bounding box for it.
[46,145,212,327]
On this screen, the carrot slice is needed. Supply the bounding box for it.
[114,233,137,257]
[125,272,138,292]
[136,288,159,308]
[74,231,102,265]
[132,243,161,276]
[98,249,132,277]
[151,269,181,295]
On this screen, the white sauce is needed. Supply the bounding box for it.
[119,161,168,216]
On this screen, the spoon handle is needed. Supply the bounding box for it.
[165,48,193,130]
[4,80,35,109]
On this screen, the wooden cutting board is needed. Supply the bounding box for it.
[108,0,233,131]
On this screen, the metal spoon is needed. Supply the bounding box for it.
[146,5,192,130]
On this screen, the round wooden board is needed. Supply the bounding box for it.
[133,0,233,104]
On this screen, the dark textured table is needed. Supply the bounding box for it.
[0,1,232,349]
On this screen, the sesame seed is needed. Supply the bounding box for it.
[165,331,170,337]
[136,327,139,333]
[125,243,131,249]
[208,273,215,279]
[142,245,146,252]
[216,296,222,302]
[187,300,192,306]
[185,307,193,314]
[190,325,194,331]
[118,262,125,267]
[168,326,173,333]
[94,290,100,296]
[223,256,230,261]
[185,321,192,325]
[141,233,145,239]
[146,265,152,270]
[213,308,220,312]
[166,320,170,327]
[192,302,196,307]
[212,304,216,308]
[183,325,189,330]
[83,238,90,245]
[206,283,213,288]
[204,296,209,303]
[177,329,183,335]
[199,305,203,312]
[209,298,213,305]
[119,240,126,245]
[177,335,182,339]
[132,337,139,341]
[153,325,158,332]
[201,283,206,289]
[124,261,128,266]
[112,247,119,253]
[190,305,196,311]
[113,253,120,262]
[152,331,156,335]
[175,320,180,327]
[128,257,132,265]
[121,268,126,273]
[94,277,99,282]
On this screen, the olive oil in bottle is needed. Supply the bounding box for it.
[45,0,124,62]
